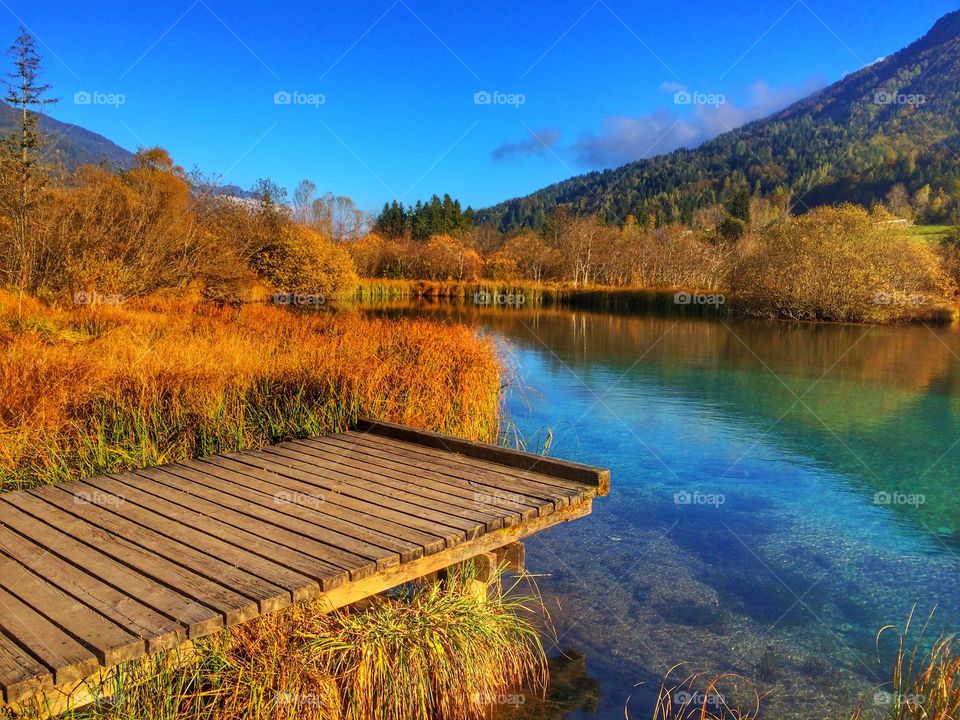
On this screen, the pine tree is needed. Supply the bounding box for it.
[727,188,751,223]
[0,27,58,291]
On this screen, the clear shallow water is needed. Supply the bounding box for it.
[361,302,960,719]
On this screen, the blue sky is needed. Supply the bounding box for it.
[6,0,957,212]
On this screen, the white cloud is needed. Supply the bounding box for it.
[571,77,825,168]
[658,81,686,93]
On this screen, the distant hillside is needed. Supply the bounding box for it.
[479,11,960,230]
[0,101,135,171]
[0,102,257,198]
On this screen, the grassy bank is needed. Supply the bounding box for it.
[352,278,958,324]
[352,279,732,317]
[0,291,501,492]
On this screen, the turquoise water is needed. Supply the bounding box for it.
[364,303,960,719]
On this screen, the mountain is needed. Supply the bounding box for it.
[0,101,135,171]
[478,11,960,230]
[0,103,258,198]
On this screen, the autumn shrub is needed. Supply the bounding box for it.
[4,148,358,303]
[251,224,357,295]
[344,233,419,278]
[728,205,957,322]
[36,152,220,298]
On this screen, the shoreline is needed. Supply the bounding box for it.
[349,279,960,327]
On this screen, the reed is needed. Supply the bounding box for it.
[850,611,960,720]
[351,279,732,317]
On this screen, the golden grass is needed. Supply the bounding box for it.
[850,611,960,720]
[0,291,502,491]
[628,667,762,720]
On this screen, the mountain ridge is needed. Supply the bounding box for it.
[478,10,960,230]
[0,101,136,171]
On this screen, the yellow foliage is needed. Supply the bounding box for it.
[729,205,956,322]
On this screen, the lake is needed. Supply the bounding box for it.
[358,300,960,719]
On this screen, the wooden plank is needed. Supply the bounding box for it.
[226,451,485,540]
[97,473,326,598]
[494,542,525,573]
[138,464,393,577]
[274,441,532,531]
[312,499,593,613]
[0,502,220,639]
[0,632,53,704]
[294,436,545,517]
[306,435,555,518]
[149,463,424,568]
[78,476,319,608]
[1,493,249,628]
[0,524,183,654]
[261,444,508,530]
[0,585,98,688]
[190,455,462,552]
[340,432,591,505]
[181,459,426,563]
[164,460,430,562]
[116,470,353,585]
[40,483,290,616]
[0,551,142,668]
[355,419,610,494]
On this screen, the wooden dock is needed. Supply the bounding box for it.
[0,419,608,711]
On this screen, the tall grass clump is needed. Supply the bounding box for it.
[0,292,502,491]
[305,566,547,720]
[850,611,960,720]
[628,668,762,720]
[5,567,544,720]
